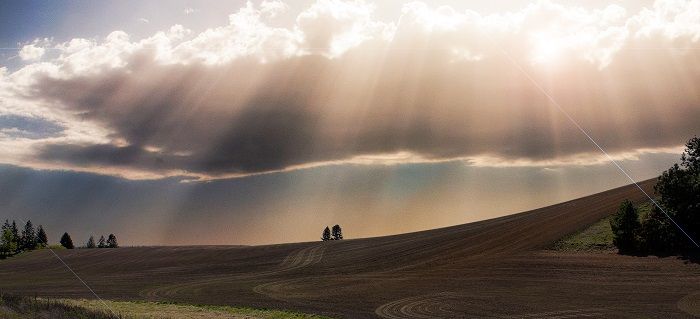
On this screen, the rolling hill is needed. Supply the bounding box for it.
[1,179,699,318]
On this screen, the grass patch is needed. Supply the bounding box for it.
[0,294,117,318]
[552,201,654,252]
[62,299,333,319]
[0,295,332,319]
[552,216,615,252]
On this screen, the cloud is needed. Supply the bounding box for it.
[18,43,46,61]
[296,0,391,57]
[260,0,289,18]
[1,0,700,180]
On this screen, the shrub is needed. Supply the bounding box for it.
[638,205,675,254]
[610,200,640,253]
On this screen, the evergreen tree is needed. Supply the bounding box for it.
[331,224,343,240]
[1,220,10,234]
[98,235,106,248]
[1,220,11,246]
[10,221,19,252]
[86,235,96,249]
[1,220,18,255]
[321,226,331,241]
[20,220,37,251]
[610,200,640,254]
[60,232,74,249]
[106,234,118,248]
[1,229,18,257]
[36,225,48,248]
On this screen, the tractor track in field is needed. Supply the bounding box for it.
[139,243,327,300]
[375,292,608,319]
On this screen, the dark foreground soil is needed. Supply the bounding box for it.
[1,179,699,318]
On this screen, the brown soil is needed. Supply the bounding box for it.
[1,179,699,318]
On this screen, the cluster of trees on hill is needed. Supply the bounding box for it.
[321,224,343,241]
[1,220,47,257]
[58,233,118,249]
[1,220,119,258]
[611,136,700,255]
[85,234,118,249]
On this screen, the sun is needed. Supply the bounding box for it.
[531,32,565,65]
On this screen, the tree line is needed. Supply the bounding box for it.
[1,219,119,259]
[1,220,47,257]
[84,234,118,249]
[321,224,343,241]
[610,136,700,255]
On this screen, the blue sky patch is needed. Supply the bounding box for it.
[0,114,64,139]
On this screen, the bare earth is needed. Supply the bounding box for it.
[1,179,699,318]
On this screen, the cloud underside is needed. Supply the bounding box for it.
[2,0,700,180]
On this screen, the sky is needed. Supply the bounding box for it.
[0,0,698,245]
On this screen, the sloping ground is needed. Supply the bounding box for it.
[1,179,700,318]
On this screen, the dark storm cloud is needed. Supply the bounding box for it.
[31,56,343,175]
[27,40,700,178]
[28,43,700,177]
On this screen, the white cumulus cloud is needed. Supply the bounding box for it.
[18,43,46,61]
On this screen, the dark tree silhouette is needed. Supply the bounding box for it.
[98,235,106,248]
[20,220,37,251]
[10,221,19,251]
[638,205,674,254]
[36,225,48,248]
[107,234,118,248]
[655,136,700,250]
[86,236,96,249]
[60,232,74,249]
[1,220,10,234]
[332,224,343,240]
[321,226,331,241]
[610,200,640,254]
